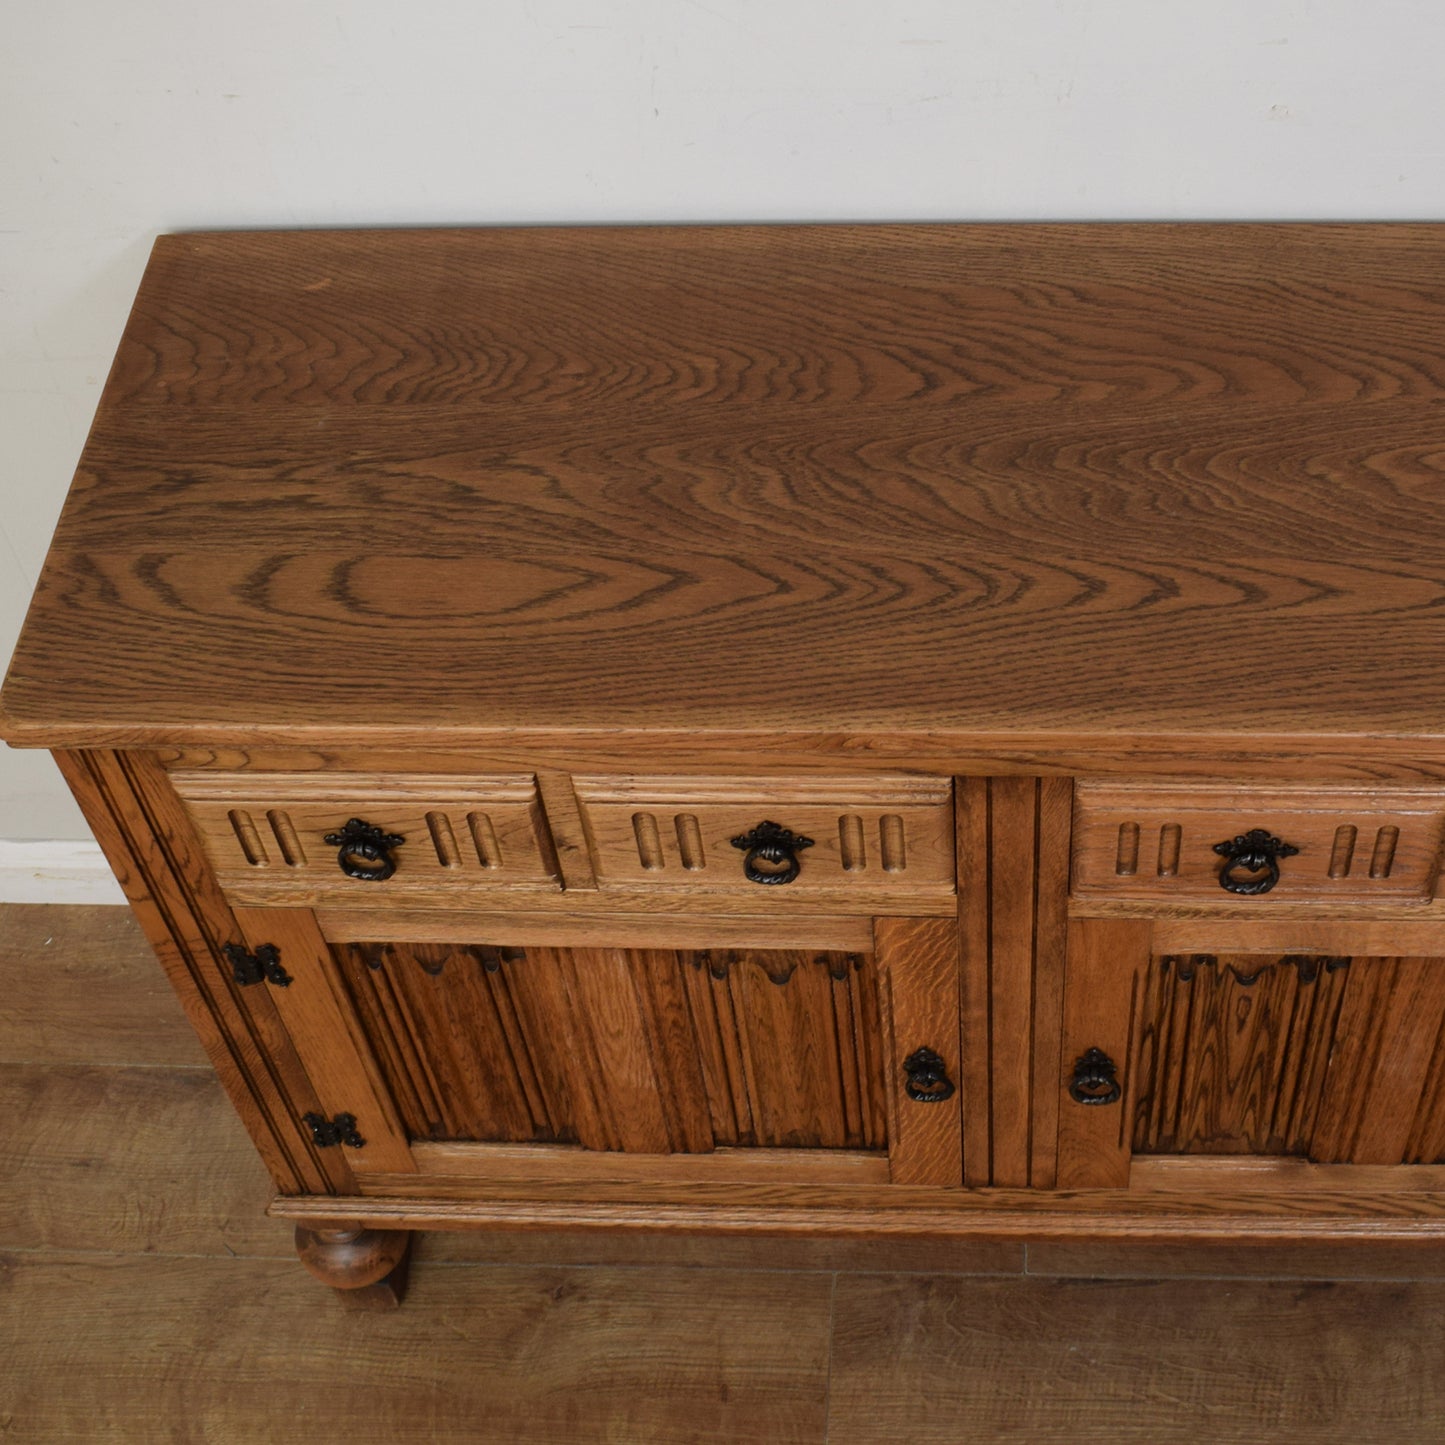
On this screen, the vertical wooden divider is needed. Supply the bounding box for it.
[956,778,992,1186]
[1029,778,1073,1188]
[1055,918,1152,1189]
[55,748,347,1196]
[875,915,963,1186]
[233,906,418,1175]
[533,769,599,891]
[957,776,1073,1188]
[987,777,1039,1186]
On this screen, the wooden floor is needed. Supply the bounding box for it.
[4,907,1445,1442]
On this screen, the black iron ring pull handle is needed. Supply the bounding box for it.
[1069,1048,1121,1106]
[903,1047,956,1104]
[1212,828,1299,896]
[729,820,815,886]
[323,818,406,882]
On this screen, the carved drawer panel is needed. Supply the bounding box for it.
[1073,782,1445,903]
[170,771,560,904]
[572,774,955,907]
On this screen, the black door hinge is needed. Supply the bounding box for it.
[223,942,292,988]
[303,1111,366,1149]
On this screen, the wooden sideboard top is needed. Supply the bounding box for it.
[5,223,1445,768]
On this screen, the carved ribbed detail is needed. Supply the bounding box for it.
[1370,825,1400,879]
[1328,824,1357,879]
[679,950,886,1149]
[1156,823,1182,878]
[172,772,558,897]
[1131,954,1353,1156]
[1072,785,1445,902]
[879,814,907,872]
[228,809,269,867]
[674,813,705,871]
[465,811,502,869]
[1114,822,1139,877]
[266,810,305,867]
[334,943,886,1152]
[425,811,460,868]
[631,812,664,870]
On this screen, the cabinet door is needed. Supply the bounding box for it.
[1056,918,1445,1185]
[232,908,962,1188]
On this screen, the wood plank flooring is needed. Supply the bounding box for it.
[4,904,1445,1441]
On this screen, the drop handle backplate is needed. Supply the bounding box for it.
[729,820,815,885]
[1212,828,1299,896]
[323,817,406,881]
[903,1047,956,1104]
[1068,1048,1121,1106]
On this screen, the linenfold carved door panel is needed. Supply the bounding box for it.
[1056,918,1445,1186]
[230,908,964,1188]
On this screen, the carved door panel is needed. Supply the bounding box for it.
[1056,919,1445,1186]
[230,908,963,1187]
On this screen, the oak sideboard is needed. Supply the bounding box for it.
[9,223,1445,1305]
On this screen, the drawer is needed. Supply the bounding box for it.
[170,771,560,903]
[571,774,955,905]
[1072,782,1445,903]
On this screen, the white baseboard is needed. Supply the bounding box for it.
[0,840,127,904]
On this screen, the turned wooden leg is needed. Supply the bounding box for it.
[294,1224,413,1311]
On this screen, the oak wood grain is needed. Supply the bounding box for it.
[956,779,1073,1187]
[1030,779,1073,1188]
[315,905,875,951]
[15,545,1445,752]
[985,777,1041,1187]
[1073,781,1445,903]
[1149,918,1445,953]
[410,1141,890,1186]
[100,225,1445,412]
[172,769,562,900]
[216,874,957,916]
[21,223,1445,1284]
[10,225,1445,764]
[415,1230,1024,1273]
[153,740,1445,784]
[1072,897,1445,921]
[2,903,996,1270]
[53,398,1445,563]
[571,772,955,899]
[1055,919,1152,1188]
[956,777,993,1184]
[331,940,889,1157]
[278,1175,1445,1239]
[1312,957,1445,1164]
[874,916,962,1185]
[532,768,598,891]
[232,906,418,1174]
[1130,954,1353,1157]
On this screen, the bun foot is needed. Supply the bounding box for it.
[294,1224,413,1310]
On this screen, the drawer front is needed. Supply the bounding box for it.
[171,771,560,903]
[572,774,955,905]
[1073,782,1445,903]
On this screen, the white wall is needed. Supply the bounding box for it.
[4,0,1444,840]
